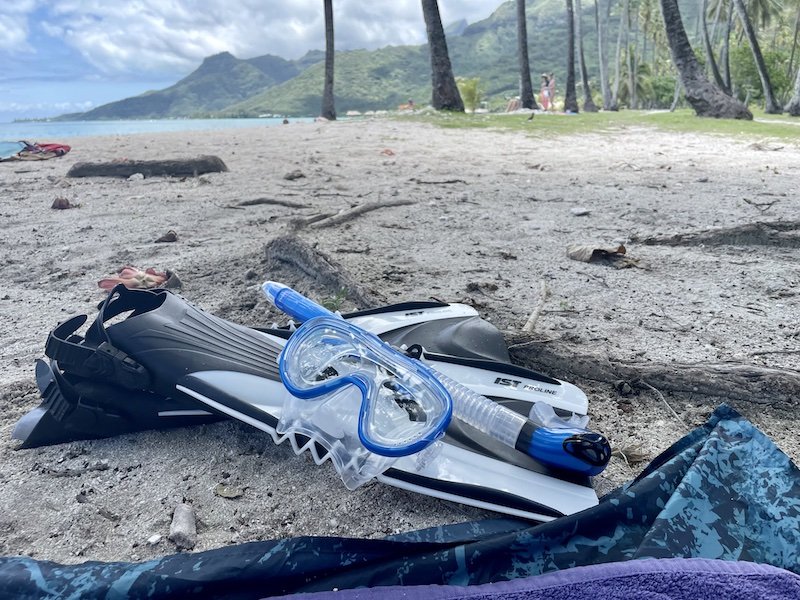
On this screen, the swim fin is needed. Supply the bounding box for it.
[13,285,598,521]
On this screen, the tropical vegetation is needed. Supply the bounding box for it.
[65,0,800,121]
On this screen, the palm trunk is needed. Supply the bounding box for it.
[722,5,733,92]
[321,0,336,120]
[517,0,537,109]
[788,8,800,79]
[659,0,751,119]
[732,0,780,114]
[701,0,729,94]
[595,0,613,110]
[611,0,623,108]
[565,0,580,112]
[785,66,800,116]
[575,0,598,111]
[421,0,464,111]
[624,0,636,109]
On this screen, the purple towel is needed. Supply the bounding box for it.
[273,558,800,600]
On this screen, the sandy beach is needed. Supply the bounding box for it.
[1,116,799,564]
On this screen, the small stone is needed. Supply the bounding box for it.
[283,169,305,181]
[147,534,162,546]
[615,380,634,397]
[168,503,197,550]
[570,207,591,216]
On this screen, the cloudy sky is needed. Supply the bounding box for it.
[0,1,500,123]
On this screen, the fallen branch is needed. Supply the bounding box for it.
[506,332,800,411]
[313,199,414,229]
[631,220,800,248]
[295,198,415,230]
[521,281,548,333]
[411,178,467,185]
[237,197,310,209]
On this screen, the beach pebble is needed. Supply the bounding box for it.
[168,503,197,550]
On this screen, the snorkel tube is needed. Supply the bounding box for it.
[264,282,611,476]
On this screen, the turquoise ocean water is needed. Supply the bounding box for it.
[0,118,311,143]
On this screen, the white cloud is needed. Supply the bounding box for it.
[0,1,44,52]
[22,1,497,77]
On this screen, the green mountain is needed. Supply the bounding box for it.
[76,51,316,120]
[73,0,599,120]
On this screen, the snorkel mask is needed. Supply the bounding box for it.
[264,281,610,489]
[264,282,453,488]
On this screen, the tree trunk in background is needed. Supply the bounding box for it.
[421,0,464,111]
[624,0,637,108]
[732,0,781,114]
[659,0,752,119]
[611,0,623,109]
[722,5,734,92]
[701,0,729,94]
[785,66,800,116]
[516,0,538,109]
[565,0,580,112]
[321,0,336,120]
[575,0,598,111]
[595,0,613,109]
[788,8,800,78]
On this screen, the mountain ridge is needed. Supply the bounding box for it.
[68,1,596,120]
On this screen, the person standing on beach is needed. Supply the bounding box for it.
[539,74,551,111]
[547,73,556,111]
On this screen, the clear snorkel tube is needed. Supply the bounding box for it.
[264,282,611,488]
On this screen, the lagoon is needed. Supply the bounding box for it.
[0,117,312,141]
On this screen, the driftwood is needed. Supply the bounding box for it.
[631,220,800,248]
[289,198,415,231]
[66,155,228,178]
[310,198,415,229]
[506,333,800,411]
[264,234,384,309]
[237,197,310,209]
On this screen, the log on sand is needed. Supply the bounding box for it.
[67,155,228,178]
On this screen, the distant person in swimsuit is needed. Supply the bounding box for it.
[540,74,551,111]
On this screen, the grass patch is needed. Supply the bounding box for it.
[405,109,800,142]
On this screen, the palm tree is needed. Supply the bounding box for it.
[786,64,800,115]
[611,0,626,108]
[575,0,598,111]
[700,0,729,94]
[565,0,580,112]
[659,0,752,119]
[420,0,464,111]
[516,0,538,109]
[321,0,336,120]
[595,0,614,110]
[732,0,782,113]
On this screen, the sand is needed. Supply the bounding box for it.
[1,115,799,564]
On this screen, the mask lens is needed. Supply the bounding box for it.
[279,317,452,456]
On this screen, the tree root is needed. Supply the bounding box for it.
[506,332,800,411]
[631,220,800,248]
[264,234,384,310]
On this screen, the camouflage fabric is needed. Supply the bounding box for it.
[1,404,798,599]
